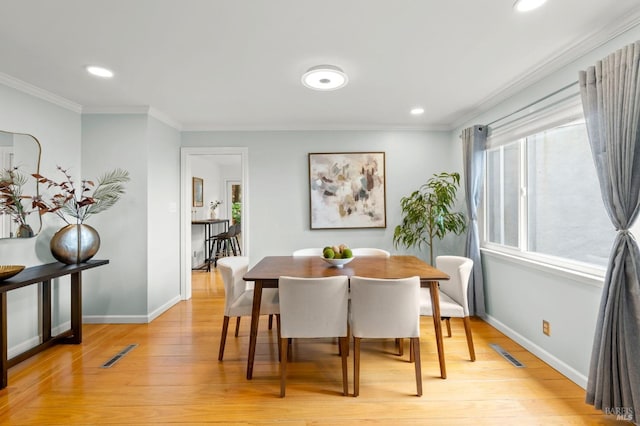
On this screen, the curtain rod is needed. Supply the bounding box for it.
[486,80,579,127]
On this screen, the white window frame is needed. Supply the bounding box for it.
[481,93,609,281]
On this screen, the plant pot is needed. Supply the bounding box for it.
[16,223,34,238]
[50,224,101,264]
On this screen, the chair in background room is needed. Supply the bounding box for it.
[292,248,324,256]
[350,248,391,257]
[210,224,241,266]
[420,255,475,361]
[217,256,280,361]
[278,275,350,397]
[350,275,422,397]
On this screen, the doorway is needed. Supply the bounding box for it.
[180,147,249,300]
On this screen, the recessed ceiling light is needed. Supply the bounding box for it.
[411,107,425,115]
[302,65,348,91]
[513,0,547,12]
[86,65,114,78]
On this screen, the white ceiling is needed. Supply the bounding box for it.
[1,0,639,131]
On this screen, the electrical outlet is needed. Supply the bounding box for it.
[542,320,550,336]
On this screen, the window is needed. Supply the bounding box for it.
[483,95,613,272]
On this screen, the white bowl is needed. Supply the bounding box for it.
[320,256,354,268]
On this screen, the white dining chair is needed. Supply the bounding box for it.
[217,256,280,361]
[420,255,475,361]
[350,275,422,397]
[292,248,324,256]
[350,248,391,257]
[278,275,350,397]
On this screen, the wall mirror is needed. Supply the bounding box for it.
[0,130,42,239]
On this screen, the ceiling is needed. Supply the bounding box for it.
[1,0,639,131]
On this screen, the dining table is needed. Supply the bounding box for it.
[242,255,450,380]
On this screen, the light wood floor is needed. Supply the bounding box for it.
[0,269,625,425]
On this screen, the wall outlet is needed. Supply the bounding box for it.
[542,320,551,336]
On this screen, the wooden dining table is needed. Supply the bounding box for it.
[242,255,450,380]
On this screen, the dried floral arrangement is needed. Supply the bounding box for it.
[32,166,130,225]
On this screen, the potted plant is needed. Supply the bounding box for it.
[393,172,466,265]
[32,166,130,264]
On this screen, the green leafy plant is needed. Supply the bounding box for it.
[32,166,130,225]
[393,172,466,265]
[232,201,242,224]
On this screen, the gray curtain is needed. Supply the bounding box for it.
[579,41,640,424]
[462,125,488,317]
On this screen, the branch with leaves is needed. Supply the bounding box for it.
[32,166,130,225]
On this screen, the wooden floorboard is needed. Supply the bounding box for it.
[0,268,627,425]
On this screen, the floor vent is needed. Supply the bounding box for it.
[101,344,138,368]
[489,343,525,368]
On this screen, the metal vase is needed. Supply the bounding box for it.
[50,224,101,264]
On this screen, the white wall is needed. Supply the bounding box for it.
[147,116,181,317]
[0,80,81,355]
[454,23,640,387]
[181,130,464,265]
[81,114,149,320]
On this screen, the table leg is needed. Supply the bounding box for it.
[42,280,52,341]
[69,272,82,344]
[246,279,263,379]
[0,292,7,389]
[429,281,447,379]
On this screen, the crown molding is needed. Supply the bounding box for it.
[452,9,640,130]
[0,72,82,113]
[180,123,451,132]
[82,106,182,131]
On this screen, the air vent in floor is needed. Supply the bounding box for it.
[489,343,525,368]
[101,344,138,368]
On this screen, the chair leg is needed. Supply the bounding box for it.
[339,336,349,396]
[268,314,273,330]
[463,316,476,361]
[276,315,282,362]
[353,337,361,397]
[411,337,422,396]
[444,317,452,337]
[280,337,288,397]
[409,338,415,363]
[396,338,404,356]
[218,316,230,361]
[234,317,241,337]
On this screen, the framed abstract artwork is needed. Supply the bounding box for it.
[308,152,386,229]
[192,177,203,207]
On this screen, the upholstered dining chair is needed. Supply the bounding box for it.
[350,275,422,397]
[217,256,280,361]
[292,248,324,256]
[278,275,350,397]
[350,248,391,257]
[419,255,475,361]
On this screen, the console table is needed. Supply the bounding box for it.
[0,259,109,389]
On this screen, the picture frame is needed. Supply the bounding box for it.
[308,152,386,229]
[192,177,203,207]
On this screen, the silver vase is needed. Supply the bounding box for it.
[50,224,101,264]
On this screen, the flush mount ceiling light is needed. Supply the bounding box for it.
[302,65,348,91]
[86,65,114,78]
[410,107,425,115]
[513,0,547,12]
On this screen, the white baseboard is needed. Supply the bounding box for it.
[484,314,588,389]
[82,295,182,324]
[8,322,71,359]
